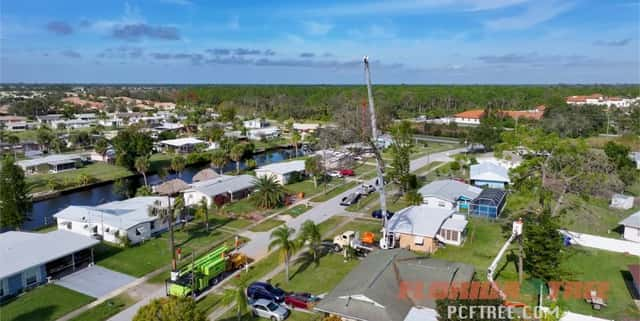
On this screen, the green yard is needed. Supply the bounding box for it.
[559,195,636,237]
[282,204,311,217]
[27,163,133,194]
[67,293,135,321]
[414,161,444,176]
[224,198,272,217]
[0,285,95,321]
[310,181,358,202]
[285,180,325,197]
[334,218,383,240]
[248,218,285,232]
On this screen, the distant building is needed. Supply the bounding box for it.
[292,123,319,132]
[243,118,267,129]
[17,153,87,174]
[619,211,640,243]
[53,197,171,245]
[501,105,546,121]
[158,137,208,153]
[0,230,99,300]
[183,175,255,207]
[418,179,482,211]
[566,94,638,108]
[610,194,634,210]
[453,109,484,125]
[255,160,306,185]
[470,162,510,189]
[0,116,28,131]
[632,152,640,170]
[247,126,280,140]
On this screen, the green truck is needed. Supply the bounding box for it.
[166,245,249,297]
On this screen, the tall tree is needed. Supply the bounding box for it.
[388,121,414,192]
[135,156,150,187]
[94,138,109,161]
[230,144,245,174]
[305,156,322,188]
[251,175,286,209]
[195,197,210,232]
[133,296,205,321]
[221,273,251,321]
[269,225,298,283]
[171,155,186,177]
[299,220,322,262]
[290,130,301,158]
[36,126,55,152]
[112,126,153,170]
[0,156,31,230]
[210,149,228,174]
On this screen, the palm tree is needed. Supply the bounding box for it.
[251,176,286,209]
[305,156,321,188]
[171,155,186,177]
[221,273,251,321]
[290,131,301,158]
[94,138,109,162]
[229,144,245,174]
[6,135,19,158]
[300,220,322,261]
[135,156,150,187]
[269,225,298,283]
[148,200,176,269]
[195,197,210,232]
[210,149,228,174]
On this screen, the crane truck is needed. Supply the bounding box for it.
[166,245,249,297]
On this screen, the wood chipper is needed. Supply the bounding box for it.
[166,245,250,297]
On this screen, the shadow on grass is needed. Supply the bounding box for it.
[10,305,56,321]
[620,270,639,300]
[288,247,331,281]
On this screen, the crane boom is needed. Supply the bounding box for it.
[363,56,390,249]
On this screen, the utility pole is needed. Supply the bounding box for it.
[363,57,389,249]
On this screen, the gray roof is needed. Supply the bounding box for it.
[54,196,170,230]
[620,211,640,228]
[314,249,475,321]
[387,205,455,237]
[470,162,510,183]
[17,153,86,168]
[187,174,255,197]
[418,179,482,202]
[255,160,305,175]
[441,214,469,231]
[0,230,99,279]
[192,168,221,183]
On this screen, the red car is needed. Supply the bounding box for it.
[339,169,355,176]
[284,293,319,309]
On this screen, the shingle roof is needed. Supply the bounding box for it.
[255,160,305,175]
[620,211,640,228]
[454,109,485,119]
[187,174,255,197]
[418,179,482,203]
[314,249,475,321]
[387,205,455,237]
[470,162,510,183]
[0,230,99,279]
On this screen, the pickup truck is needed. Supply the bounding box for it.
[331,231,373,255]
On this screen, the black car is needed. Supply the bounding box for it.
[247,282,286,303]
[371,209,394,219]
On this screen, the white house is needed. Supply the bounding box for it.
[255,160,306,185]
[453,109,484,125]
[183,175,255,207]
[611,194,634,210]
[17,153,87,174]
[158,137,208,153]
[418,179,482,211]
[53,197,171,245]
[243,118,266,129]
[292,123,319,132]
[470,162,511,189]
[620,211,640,243]
[247,126,280,140]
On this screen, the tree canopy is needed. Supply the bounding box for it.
[0,156,31,230]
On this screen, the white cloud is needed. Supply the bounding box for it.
[304,21,333,36]
[484,0,576,31]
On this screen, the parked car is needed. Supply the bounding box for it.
[339,169,355,176]
[248,282,286,303]
[284,292,320,309]
[371,209,394,219]
[340,192,361,206]
[251,298,290,321]
[360,184,376,194]
[327,171,342,178]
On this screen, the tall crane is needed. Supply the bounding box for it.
[363,56,391,249]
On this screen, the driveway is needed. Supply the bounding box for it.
[559,230,640,256]
[57,265,137,298]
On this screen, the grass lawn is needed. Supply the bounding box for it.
[353,164,375,177]
[345,192,378,212]
[27,163,133,194]
[195,293,223,316]
[310,181,358,202]
[0,284,95,321]
[414,161,444,176]
[270,253,360,295]
[282,204,311,217]
[285,180,324,197]
[559,195,636,237]
[67,293,135,321]
[334,218,383,240]
[95,224,231,277]
[224,199,272,217]
[249,219,285,232]
[557,248,640,320]
[148,153,173,173]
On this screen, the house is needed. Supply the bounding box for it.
[183,175,255,207]
[158,137,208,153]
[0,116,28,131]
[566,94,639,107]
[292,123,319,133]
[469,188,507,218]
[50,118,93,130]
[247,126,280,140]
[255,160,306,185]
[619,211,640,242]
[610,193,634,210]
[502,105,546,120]
[90,148,116,163]
[453,109,484,125]
[0,230,99,300]
[386,205,468,252]
[36,114,64,125]
[53,197,171,245]
[243,118,266,129]
[470,162,510,189]
[314,149,351,170]
[314,249,475,321]
[417,179,482,211]
[17,153,87,174]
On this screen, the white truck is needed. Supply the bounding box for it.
[331,231,373,255]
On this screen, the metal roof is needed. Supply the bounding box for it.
[418,179,482,202]
[387,205,455,237]
[187,174,255,197]
[0,230,99,279]
[17,153,86,168]
[441,215,469,231]
[255,160,305,175]
[470,162,511,183]
[159,137,206,147]
[620,211,640,228]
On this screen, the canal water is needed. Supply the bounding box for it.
[26,147,305,230]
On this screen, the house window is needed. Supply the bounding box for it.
[414,236,424,245]
[135,227,143,236]
[446,230,452,240]
[451,231,458,242]
[150,221,156,230]
[24,267,38,286]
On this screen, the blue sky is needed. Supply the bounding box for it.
[1,0,638,84]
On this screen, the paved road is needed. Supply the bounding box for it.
[559,229,640,256]
[107,148,461,321]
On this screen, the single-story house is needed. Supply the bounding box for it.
[619,211,640,242]
[247,126,280,140]
[183,174,255,207]
[470,162,510,189]
[255,160,306,185]
[36,114,63,125]
[314,249,475,321]
[17,153,87,174]
[53,197,171,245]
[50,119,93,130]
[314,149,351,170]
[0,230,99,300]
[158,137,208,153]
[418,179,482,211]
[292,123,319,133]
[90,148,116,163]
[386,205,468,252]
[469,188,507,218]
[453,109,484,125]
[243,118,266,129]
[610,193,634,210]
